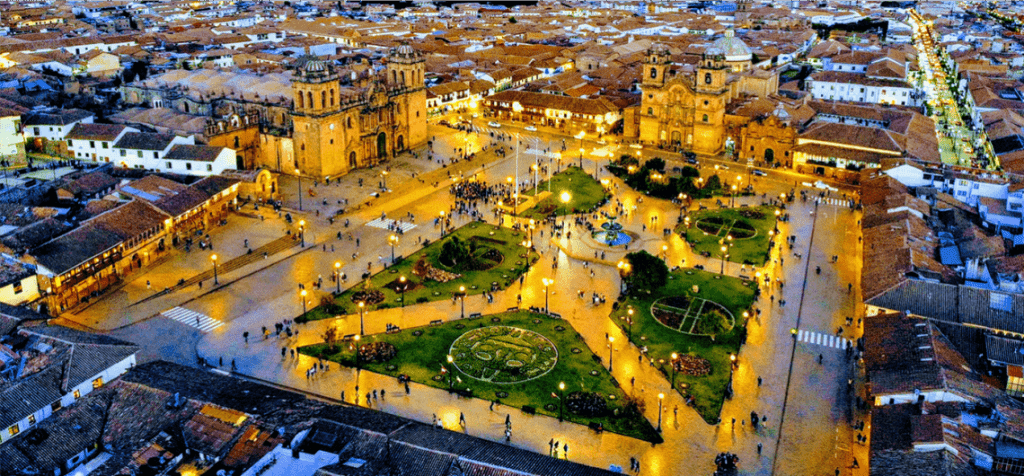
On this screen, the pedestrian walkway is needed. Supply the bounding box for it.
[797,330,851,350]
[366,217,417,233]
[168,235,300,292]
[162,307,223,333]
[815,197,853,207]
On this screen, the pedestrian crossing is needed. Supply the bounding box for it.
[797,330,852,350]
[161,307,223,333]
[366,217,417,233]
[816,197,854,207]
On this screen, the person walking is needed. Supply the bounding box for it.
[459,412,466,426]
[757,442,763,454]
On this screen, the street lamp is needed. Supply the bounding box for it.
[299,220,306,247]
[358,301,365,335]
[334,261,342,294]
[439,211,446,237]
[446,354,454,391]
[399,275,407,307]
[607,336,614,371]
[531,163,539,195]
[542,278,553,314]
[560,190,571,219]
[388,234,399,265]
[617,260,631,293]
[458,285,466,318]
[730,353,738,369]
[295,168,302,211]
[576,130,585,168]
[353,334,361,370]
[558,382,566,421]
[300,289,308,315]
[381,170,389,190]
[720,245,728,274]
[657,393,664,432]
[210,253,218,285]
[662,244,669,262]
[731,184,737,207]
[670,352,678,389]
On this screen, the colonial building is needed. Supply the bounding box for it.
[289,45,426,178]
[638,34,779,156]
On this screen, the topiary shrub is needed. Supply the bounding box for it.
[566,391,608,417]
[358,341,397,363]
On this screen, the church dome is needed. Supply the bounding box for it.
[710,29,752,62]
[396,44,415,55]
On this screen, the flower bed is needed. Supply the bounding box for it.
[672,355,711,377]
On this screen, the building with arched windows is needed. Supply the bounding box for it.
[637,35,778,156]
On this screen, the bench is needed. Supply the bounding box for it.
[429,320,442,326]
[549,313,562,319]
[507,306,520,312]
[468,313,482,319]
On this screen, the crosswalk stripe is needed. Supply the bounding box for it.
[366,217,417,233]
[160,307,223,333]
[796,330,851,351]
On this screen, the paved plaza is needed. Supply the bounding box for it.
[58,123,868,476]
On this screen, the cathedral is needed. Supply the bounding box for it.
[290,45,426,178]
[638,31,778,156]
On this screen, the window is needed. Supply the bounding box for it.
[33,127,39,135]
[137,151,143,158]
[647,107,654,115]
[92,377,103,389]
[702,114,709,122]
[13,282,22,294]
[51,401,61,412]
[68,139,73,147]
[166,162,172,169]
[27,415,35,426]
[102,142,108,149]
[206,164,213,171]
[152,152,158,159]
[9,424,18,436]
[650,67,657,78]
[186,163,192,170]
[90,141,95,148]
[120,150,126,157]
[73,389,81,400]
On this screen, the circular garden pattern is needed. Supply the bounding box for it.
[651,296,735,336]
[449,326,558,384]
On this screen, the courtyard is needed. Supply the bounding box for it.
[610,268,756,424]
[519,166,609,220]
[301,310,662,442]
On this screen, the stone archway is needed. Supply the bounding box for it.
[349,151,358,168]
[396,135,405,151]
[764,148,774,163]
[377,132,387,159]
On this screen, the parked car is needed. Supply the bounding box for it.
[629,144,643,149]
[752,169,767,177]
[489,121,501,128]
[524,125,537,132]
[685,154,699,165]
[813,180,838,192]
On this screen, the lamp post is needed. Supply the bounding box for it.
[721,245,728,274]
[542,278,553,314]
[388,234,398,265]
[560,190,571,223]
[358,301,365,335]
[295,168,302,211]
[670,352,679,389]
[731,184,738,207]
[662,244,669,263]
[439,211,446,237]
[577,131,585,168]
[458,285,466,318]
[381,170,389,190]
[211,253,218,285]
[657,393,664,432]
[558,382,566,421]
[300,289,308,315]
[399,275,407,308]
[353,334,360,370]
[299,220,306,247]
[626,307,634,343]
[607,336,614,371]
[532,163,539,195]
[617,260,631,293]
[446,354,454,391]
[334,262,341,294]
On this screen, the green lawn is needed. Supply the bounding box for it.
[301,311,661,442]
[679,206,777,265]
[299,222,539,322]
[610,268,756,424]
[520,166,608,219]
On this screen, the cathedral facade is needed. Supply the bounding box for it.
[638,33,778,156]
[290,45,426,178]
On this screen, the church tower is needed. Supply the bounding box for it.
[291,56,347,178]
[386,44,427,153]
[693,50,728,155]
[642,45,670,88]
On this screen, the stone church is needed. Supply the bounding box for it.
[638,31,778,156]
[120,46,426,179]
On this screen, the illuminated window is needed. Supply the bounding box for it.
[9,424,18,436]
[73,389,81,400]
[92,377,103,389]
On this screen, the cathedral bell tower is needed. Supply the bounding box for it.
[693,48,728,156]
[642,45,671,87]
[291,56,345,178]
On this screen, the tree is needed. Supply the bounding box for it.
[703,174,723,195]
[623,251,668,294]
[439,236,472,269]
[644,157,666,172]
[322,326,340,353]
[509,16,517,23]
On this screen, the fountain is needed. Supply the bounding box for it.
[592,217,633,246]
